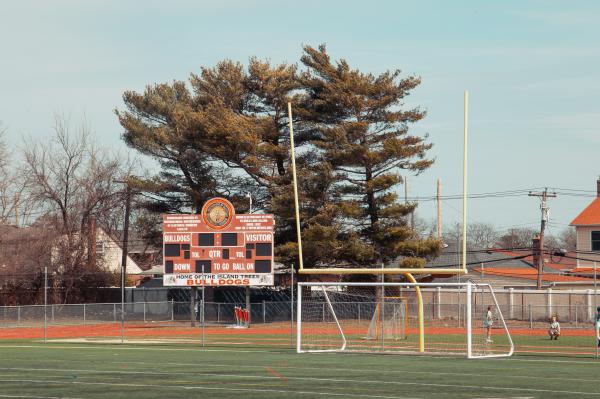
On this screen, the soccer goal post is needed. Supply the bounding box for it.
[297,281,514,359]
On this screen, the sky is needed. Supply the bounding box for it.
[1,0,599,236]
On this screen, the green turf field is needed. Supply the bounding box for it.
[0,343,599,398]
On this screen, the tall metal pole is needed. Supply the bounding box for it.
[381,260,385,351]
[44,265,48,343]
[461,91,468,274]
[120,184,132,344]
[287,102,304,272]
[290,263,294,348]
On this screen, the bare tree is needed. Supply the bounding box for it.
[0,124,31,225]
[442,222,499,249]
[21,115,132,302]
[558,227,576,251]
[498,227,538,249]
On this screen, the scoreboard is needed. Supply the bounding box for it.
[162,198,274,286]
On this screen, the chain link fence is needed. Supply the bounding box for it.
[1,286,599,356]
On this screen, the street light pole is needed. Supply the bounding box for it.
[44,265,48,343]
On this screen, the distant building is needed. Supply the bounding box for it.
[570,178,600,268]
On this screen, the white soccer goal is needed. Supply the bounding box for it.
[297,281,514,359]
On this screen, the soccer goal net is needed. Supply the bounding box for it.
[297,282,514,359]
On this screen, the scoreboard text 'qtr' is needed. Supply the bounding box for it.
[162,198,274,286]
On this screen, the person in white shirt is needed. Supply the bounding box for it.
[596,307,600,347]
[548,316,560,340]
[483,306,493,343]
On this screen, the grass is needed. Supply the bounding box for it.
[1,341,600,398]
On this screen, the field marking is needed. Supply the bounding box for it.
[0,395,82,399]
[4,341,599,363]
[1,356,596,384]
[2,367,600,396]
[265,366,288,382]
[0,344,277,354]
[4,342,600,367]
[0,379,418,399]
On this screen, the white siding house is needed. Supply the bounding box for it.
[95,228,144,275]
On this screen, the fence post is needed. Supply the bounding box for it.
[508,288,514,319]
[457,287,461,327]
[113,303,117,322]
[262,300,266,324]
[587,289,593,321]
[568,291,572,322]
[171,299,174,321]
[547,288,553,319]
[17,306,20,325]
[83,303,86,326]
[529,303,532,329]
[358,303,361,323]
[217,303,220,323]
[575,305,578,327]
[143,302,147,323]
[436,287,441,319]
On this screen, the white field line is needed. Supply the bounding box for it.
[3,343,600,369]
[1,367,600,396]
[4,343,600,367]
[0,396,83,399]
[0,344,273,354]
[0,379,417,399]
[0,357,597,384]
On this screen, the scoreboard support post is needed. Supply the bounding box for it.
[245,286,251,326]
[190,287,197,327]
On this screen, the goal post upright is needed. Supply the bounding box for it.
[287,91,470,276]
[287,102,304,272]
[403,272,424,352]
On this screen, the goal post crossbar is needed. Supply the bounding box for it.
[299,282,476,287]
[297,268,467,275]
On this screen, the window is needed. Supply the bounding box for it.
[592,231,600,251]
[96,241,104,255]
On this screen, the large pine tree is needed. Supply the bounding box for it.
[301,45,439,267]
[116,45,440,270]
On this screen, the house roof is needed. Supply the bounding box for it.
[425,244,593,286]
[110,230,160,254]
[471,267,591,283]
[571,197,600,226]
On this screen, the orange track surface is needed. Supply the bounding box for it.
[0,323,596,340]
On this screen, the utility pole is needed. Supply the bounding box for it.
[528,188,557,289]
[405,176,414,229]
[436,178,442,239]
[120,184,132,342]
[115,179,134,342]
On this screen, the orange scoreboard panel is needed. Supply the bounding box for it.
[162,199,274,286]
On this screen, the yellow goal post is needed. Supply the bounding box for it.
[286,92,470,276]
